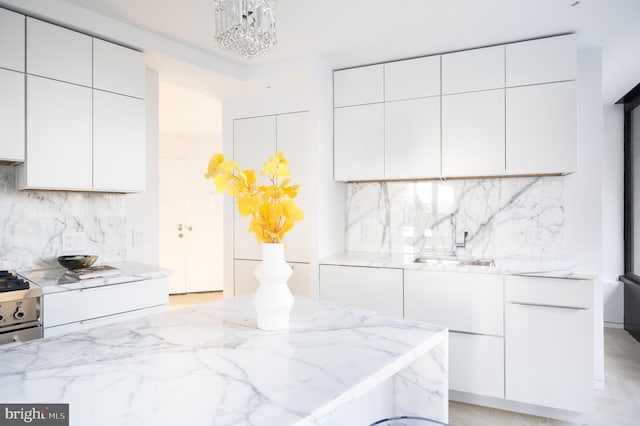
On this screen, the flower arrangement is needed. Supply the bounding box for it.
[204,152,304,244]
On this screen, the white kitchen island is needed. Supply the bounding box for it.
[0,296,448,426]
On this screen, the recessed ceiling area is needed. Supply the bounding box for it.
[38,0,640,102]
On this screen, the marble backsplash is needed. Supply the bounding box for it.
[345,176,565,260]
[0,166,126,271]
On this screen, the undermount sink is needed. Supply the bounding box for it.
[413,256,496,267]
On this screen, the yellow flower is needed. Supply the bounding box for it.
[204,152,304,244]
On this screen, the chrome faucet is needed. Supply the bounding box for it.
[450,213,468,257]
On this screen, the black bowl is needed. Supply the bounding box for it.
[57,255,98,270]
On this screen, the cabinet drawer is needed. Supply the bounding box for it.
[450,332,504,398]
[404,270,503,336]
[320,265,403,317]
[43,278,169,327]
[505,275,592,309]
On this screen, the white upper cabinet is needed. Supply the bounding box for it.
[384,56,440,101]
[334,64,383,107]
[276,112,311,263]
[0,69,24,162]
[20,75,92,190]
[334,103,385,181]
[93,91,145,192]
[506,81,577,175]
[442,45,505,94]
[93,38,145,98]
[26,18,92,86]
[506,34,577,87]
[385,97,441,179]
[0,8,25,72]
[442,89,505,177]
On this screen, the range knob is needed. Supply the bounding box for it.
[0,314,3,321]
[14,309,24,320]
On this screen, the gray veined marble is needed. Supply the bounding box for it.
[0,166,127,271]
[346,176,565,260]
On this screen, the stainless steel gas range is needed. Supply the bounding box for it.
[0,270,43,345]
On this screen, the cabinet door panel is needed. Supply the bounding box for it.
[0,8,25,72]
[442,89,505,177]
[276,112,310,262]
[22,75,92,190]
[93,38,145,98]
[506,81,576,175]
[334,64,383,107]
[385,97,440,179]
[233,116,277,260]
[442,45,505,94]
[334,103,385,181]
[385,56,440,101]
[0,69,24,162]
[26,18,92,86]
[93,91,145,192]
[319,265,403,317]
[404,270,503,336]
[450,332,504,398]
[505,303,593,412]
[506,34,577,87]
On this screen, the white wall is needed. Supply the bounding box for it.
[566,48,604,386]
[126,68,160,266]
[602,104,625,326]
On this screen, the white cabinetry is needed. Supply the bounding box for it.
[385,97,441,179]
[442,89,505,177]
[506,82,577,174]
[504,275,593,413]
[19,75,92,190]
[93,38,145,98]
[319,265,403,317]
[93,91,145,192]
[404,270,504,398]
[0,69,24,162]
[385,56,440,101]
[232,112,311,295]
[442,45,504,94]
[0,8,25,72]
[333,64,383,107]
[234,259,310,297]
[26,17,92,86]
[334,103,385,181]
[506,34,577,87]
[43,278,169,337]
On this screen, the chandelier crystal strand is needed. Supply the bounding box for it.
[214,0,277,59]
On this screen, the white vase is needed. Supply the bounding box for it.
[252,243,294,331]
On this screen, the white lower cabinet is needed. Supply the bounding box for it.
[450,332,504,399]
[319,265,403,317]
[404,270,504,398]
[43,278,169,336]
[234,259,310,297]
[504,275,593,413]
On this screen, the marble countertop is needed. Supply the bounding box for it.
[320,252,596,280]
[0,296,447,426]
[19,261,171,294]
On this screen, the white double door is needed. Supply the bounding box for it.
[160,156,223,294]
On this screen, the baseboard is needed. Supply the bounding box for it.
[604,321,624,329]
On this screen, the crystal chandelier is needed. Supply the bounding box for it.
[214,0,277,59]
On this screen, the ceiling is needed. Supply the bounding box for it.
[62,0,640,103]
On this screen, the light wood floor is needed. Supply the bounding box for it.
[168,293,640,425]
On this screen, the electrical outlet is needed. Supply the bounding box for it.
[526,227,545,245]
[61,231,86,252]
